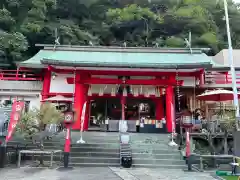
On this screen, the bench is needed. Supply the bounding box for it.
[17,149,62,168]
[189,154,234,172]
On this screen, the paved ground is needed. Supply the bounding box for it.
[0,166,217,180]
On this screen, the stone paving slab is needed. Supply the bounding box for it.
[109,167,217,180]
[0,167,122,180]
[0,166,217,180]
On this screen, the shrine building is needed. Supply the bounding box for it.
[0,45,237,133]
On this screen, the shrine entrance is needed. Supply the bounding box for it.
[89,97,156,132]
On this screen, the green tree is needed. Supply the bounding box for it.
[16,103,64,165]
[1,0,240,68]
[0,4,28,68]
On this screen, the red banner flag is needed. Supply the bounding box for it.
[5,101,25,143]
[186,131,190,158]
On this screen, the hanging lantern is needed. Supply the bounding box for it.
[140,86,143,95]
[111,87,116,96]
[88,85,92,96]
[51,72,57,80]
[162,88,165,95]
[144,88,149,97]
[129,85,133,94]
[99,87,104,96]
[195,78,200,86]
[123,87,127,97]
[133,87,139,97]
[155,87,160,97]
[181,109,193,128]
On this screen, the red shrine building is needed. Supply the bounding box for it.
[0,45,238,133]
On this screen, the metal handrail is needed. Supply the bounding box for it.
[189,153,238,172]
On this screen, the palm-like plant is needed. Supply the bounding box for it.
[16,103,64,165]
[16,103,64,147]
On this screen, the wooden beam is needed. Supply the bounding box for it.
[50,68,196,77]
[46,92,163,99]
[66,77,183,86]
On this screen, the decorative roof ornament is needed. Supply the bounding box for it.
[53,27,60,51]
[89,41,93,46]
[184,31,192,54]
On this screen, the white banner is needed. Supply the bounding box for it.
[80,101,87,132]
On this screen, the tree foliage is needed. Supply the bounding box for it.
[0,0,240,67]
[16,103,64,140]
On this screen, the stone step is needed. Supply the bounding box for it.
[131,148,179,154]
[130,134,169,140]
[26,152,181,160]
[71,147,119,153]
[132,158,184,165]
[130,144,176,149]
[26,152,119,160]
[132,164,185,169]
[70,157,120,164]
[69,162,119,167]
[71,143,119,148]
[70,152,119,158]
[131,153,181,159]
[25,142,119,147]
[71,139,119,144]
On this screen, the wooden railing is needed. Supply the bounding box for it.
[0,69,42,81]
[204,71,240,85]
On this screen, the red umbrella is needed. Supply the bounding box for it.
[41,95,72,102]
[197,89,240,101]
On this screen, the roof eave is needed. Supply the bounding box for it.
[36,44,210,54]
[41,59,213,69]
[18,63,45,69]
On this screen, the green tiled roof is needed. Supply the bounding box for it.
[20,46,214,69]
[20,50,53,68]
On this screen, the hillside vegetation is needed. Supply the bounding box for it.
[1,0,240,68]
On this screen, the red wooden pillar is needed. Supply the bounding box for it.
[166,76,175,133]
[41,68,51,100]
[72,72,86,130]
[155,97,164,120]
[199,69,204,86]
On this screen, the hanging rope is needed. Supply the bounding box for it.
[176,69,181,112]
[193,77,196,111]
[72,67,76,107]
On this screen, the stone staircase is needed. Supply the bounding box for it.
[10,132,185,169]
[68,132,120,167]
[129,133,185,169]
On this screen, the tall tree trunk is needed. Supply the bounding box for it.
[208,134,215,155]
[39,140,44,165]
